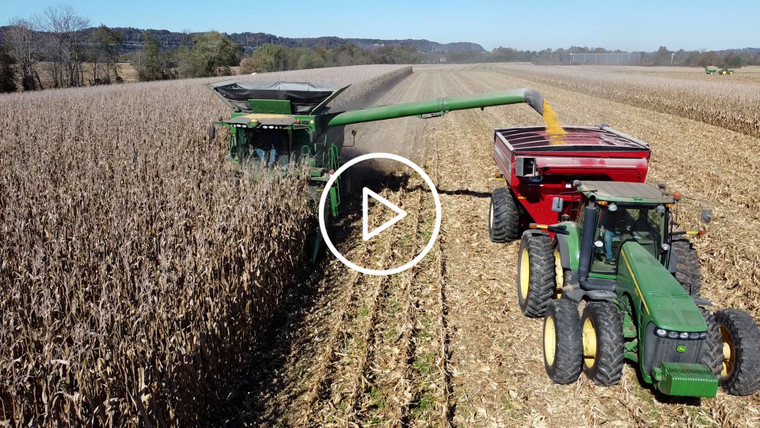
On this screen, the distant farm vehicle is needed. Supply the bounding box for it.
[705,65,734,75]
[209,81,544,259]
[490,128,760,397]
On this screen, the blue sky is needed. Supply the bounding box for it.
[3,1,757,51]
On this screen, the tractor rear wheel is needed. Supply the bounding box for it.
[671,239,701,296]
[581,302,624,386]
[543,299,582,384]
[699,307,723,376]
[517,230,556,317]
[713,309,760,396]
[489,187,520,243]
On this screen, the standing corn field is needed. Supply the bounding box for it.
[0,65,411,426]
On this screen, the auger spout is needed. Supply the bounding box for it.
[326,87,544,128]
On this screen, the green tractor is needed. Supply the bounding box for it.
[517,180,760,397]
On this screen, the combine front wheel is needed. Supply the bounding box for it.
[543,299,582,384]
[489,187,519,242]
[581,302,624,386]
[714,309,760,396]
[517,230,556,317]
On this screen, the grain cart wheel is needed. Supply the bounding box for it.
[581,302,624,386]
[517,230,556,317]
[671,239,701,296]
[489,187,520,243]
[699,307,723,376]
[713,309,760,396]
[543,299,582,384]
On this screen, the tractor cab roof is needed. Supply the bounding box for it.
[577,181,674,205]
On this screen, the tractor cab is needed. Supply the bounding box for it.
[575,181,673,277]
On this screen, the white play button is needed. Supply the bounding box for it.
[319,153,441,276]
[362,187,407,241]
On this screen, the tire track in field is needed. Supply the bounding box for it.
[353,184,424,425]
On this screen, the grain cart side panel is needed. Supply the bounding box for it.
[493,126,651,226]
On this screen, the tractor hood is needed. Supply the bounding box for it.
[618,241,707,332]
[208,80,349,114]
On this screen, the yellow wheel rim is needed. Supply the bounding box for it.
[545,315,556,366]
[720,326,735,377]
[554,249,563,299]
[583,317,597,368]
[519,248,530,300]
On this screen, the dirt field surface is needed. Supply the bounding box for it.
[216,64,760,427]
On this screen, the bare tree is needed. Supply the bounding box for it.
[36,5,89,88]
[4,19,40,90]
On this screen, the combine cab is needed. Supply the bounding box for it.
[490,125,760,398]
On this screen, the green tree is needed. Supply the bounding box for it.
[90,25,123,84]
[247,44,289,72]
[177,31,242,78]
[134,32,165,81]
[291,48,324,69]
[0,44,18,93]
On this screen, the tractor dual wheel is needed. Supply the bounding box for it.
[712,309,760,396]
[543,299,583,384]
[581,302,624,386]
[489,187,520,243]
[671,239,701,296]
[517,230,557,317]
[698,307,723,377]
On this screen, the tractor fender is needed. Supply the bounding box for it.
[554,222,581,271]
[667,247,677,274]
[556,234,571,270]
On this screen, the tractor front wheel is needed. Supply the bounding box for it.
[517,230,557,317]
[713,309,760,396]
[581,302,624,386]
[489,187,520,243]
[544,299,582,384]
[699,307,723,376]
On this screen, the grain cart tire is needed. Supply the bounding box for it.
[517,230,556,317]
[671,239,701,296]
[489,187,520,243]
[581,302,624,386]
[714,309,760,396]
[543,299,582,384]
[699,307,723,376]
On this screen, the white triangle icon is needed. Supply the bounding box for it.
[363,187,407,241]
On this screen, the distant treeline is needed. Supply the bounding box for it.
[2,5,758,93]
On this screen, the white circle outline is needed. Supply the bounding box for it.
[318,153,441,276]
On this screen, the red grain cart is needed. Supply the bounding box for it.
[489,125,651,242]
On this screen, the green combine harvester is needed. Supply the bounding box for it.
[705,65,734,75]
[208,80,544,258]
[516,180,760,398]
